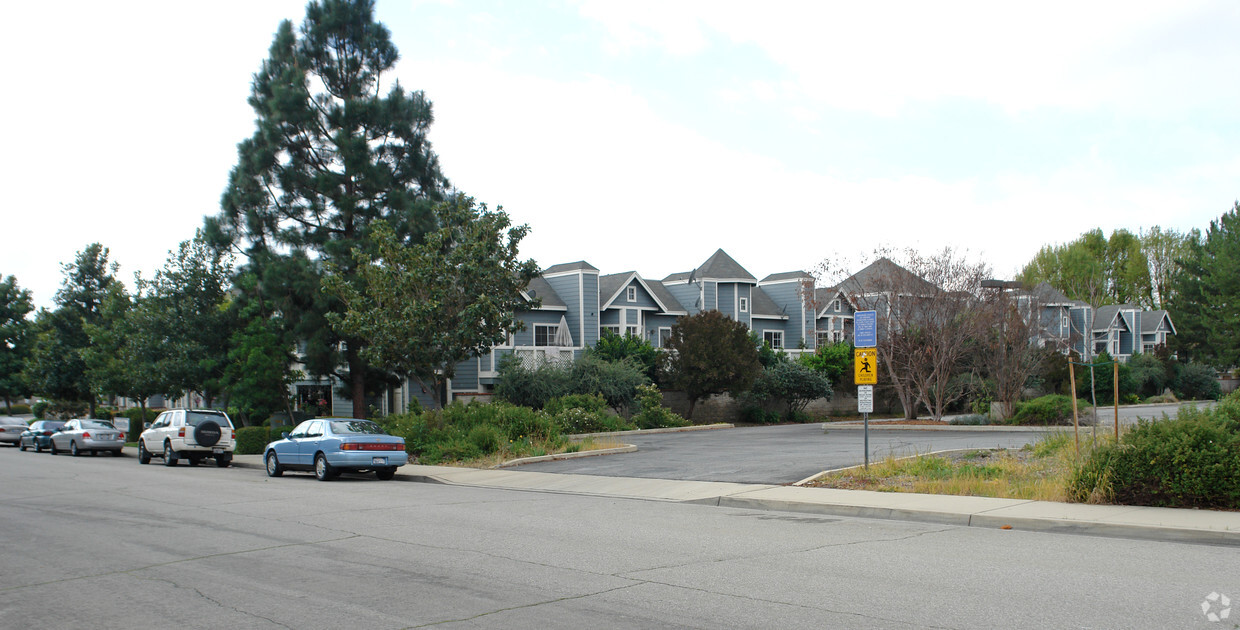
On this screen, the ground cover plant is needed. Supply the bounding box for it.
[806,432,1096,502]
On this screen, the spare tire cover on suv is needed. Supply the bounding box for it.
[195,421,222,447]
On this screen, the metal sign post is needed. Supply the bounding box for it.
[854,330,878,469]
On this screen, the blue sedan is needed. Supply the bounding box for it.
[263,418,408,481]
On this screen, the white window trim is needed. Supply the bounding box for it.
[602,325,621,336]
[763,330,784,349]
[739,297,749,313]
[832,299,840,311]
[625,325,641,338]
[658,327,672,348]
[627,286,637,302]
[533,324,557,347]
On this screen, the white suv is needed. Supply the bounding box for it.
[138,409,235,467]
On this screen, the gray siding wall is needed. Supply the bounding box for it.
[544,271,598,348]
[512,310,567,346]
[718,283,735,318]
[600,309,620,327]
[751,320,789,349]
[612,281,658,310]
[705,282,717,313]
[664,282,701,315]
[646,314,680,347]
[739,284,752,328]
[453,356,479,390]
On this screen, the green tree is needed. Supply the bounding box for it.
[325,196,539,408]
[223,309,301,426]
[26,244,119,416]
[139,234,235,406]
[206,0,448,418]
[83,285,171,441]
[744,361,833,420]
[1021,228,1154,307]
[1169,203,1240,367]
[662,310,761,420]
[589,331,660,382]
[0,275,34,413]
[798,341,852,389]
[1141,225,1193,309]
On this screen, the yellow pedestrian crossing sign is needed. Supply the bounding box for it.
[854,348,877,385]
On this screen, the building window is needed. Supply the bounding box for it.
[832,299,841,312]
[534,324,557,346]
[658,327,672,348]
[817,330,842,346]
[602,325,621,337]
[763,330,783,349]
[626,286,637,302]
[1061,315,1069,331]
[739,297,748,313]
[625,325,641,338]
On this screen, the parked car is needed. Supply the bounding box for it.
[19,420,66,452]
[137,409,235,467]
[0,417,28,446]
[264,418,407,481]
[48,419,125,456]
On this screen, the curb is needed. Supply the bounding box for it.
[823,423,1069,432]
[497,444,637,468]
[569,423,733,440]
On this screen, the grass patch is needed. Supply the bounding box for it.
[808,432,1113,502]
[451,437,627,469]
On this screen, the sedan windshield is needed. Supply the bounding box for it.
[330,421,387,435]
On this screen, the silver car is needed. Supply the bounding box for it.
[48,419,125,457]
[0,417,28,445]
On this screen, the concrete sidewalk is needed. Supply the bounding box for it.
[231,454,1240,546]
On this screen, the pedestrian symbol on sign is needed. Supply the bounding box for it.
[854,348,877,385]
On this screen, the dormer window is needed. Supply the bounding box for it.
[627,286,636,302]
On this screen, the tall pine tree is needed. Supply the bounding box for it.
[206,0,448,418]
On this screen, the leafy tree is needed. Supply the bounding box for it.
[1141,225,1193,308]
[325,196,539,408]
[206,0,449,418]
[139,234,235,406]
[223,310,301,426]
[589,331,660,382]
[662,310,761,420]
[978,283,1050,420]
[83,285,171,441]
[1169,203,1240,367]
[798,341,852,389]
[1020,228,1153,307]
[744,361,832,420]
[1127,353,1167,399]
[26,244,119,416]
[0,275,34,413]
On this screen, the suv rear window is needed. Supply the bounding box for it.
[187,412,232,428]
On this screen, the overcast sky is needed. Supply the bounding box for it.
[3,0,1237,310]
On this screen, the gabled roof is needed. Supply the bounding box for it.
[598,271,685,314]
[1030,282,1073,305]
[1141,310,1176,335]
[521,276,567,311]
[759,270,811,284]
[646,280,687,314]
[541,261,599,275]
[696,249,756,282]
[750,287,787,319]
[813,286,856,317]
[1092,304,1135,332]
[837,258,937,296]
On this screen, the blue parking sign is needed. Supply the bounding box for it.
[855,310,877,347]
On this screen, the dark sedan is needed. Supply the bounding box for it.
[19,421,66,452]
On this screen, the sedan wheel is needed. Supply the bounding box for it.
[35,441,44,453]
[265,451,283,477]
[138,441,151,464]
[314,453,336,481]
[376,467,396,480]
[18,442,26,452]
[163,442,178,467]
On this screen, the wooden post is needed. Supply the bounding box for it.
[1113,361,1120,441]
[1069,360,1079,456]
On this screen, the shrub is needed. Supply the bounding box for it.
[1010,394,1090,426]
[1176,362,1221,400]
[1068,396,1240,509]
[589,332,661,382]
[544,394,631,434]
[7,403,32,415]
[569,354,648,413]
[948,414,996,426]
[629,384,689,429]
[741,407,782,424]
[235,426,283,455]
[742,361,832,421]
[1127,353,1166,398]
[32,401,49,419]
[494,355,572,409]
[467,425,503,455]
[94,408,114,421]
[543,393,608,416]
[495,353,649,413]
[124,407,161,427]
[798,341,853,388]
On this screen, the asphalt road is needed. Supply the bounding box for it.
[517,423,1050,484]
[2,446,1236,629]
